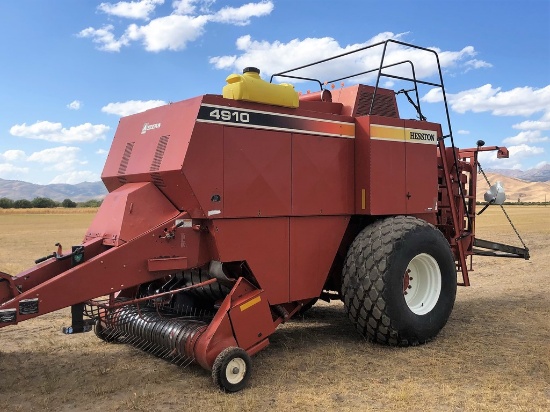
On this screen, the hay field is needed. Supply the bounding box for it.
[0,207,548,411]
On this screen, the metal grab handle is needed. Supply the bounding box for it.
[34,253,56,264]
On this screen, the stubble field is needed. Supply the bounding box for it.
[0,206,548,411]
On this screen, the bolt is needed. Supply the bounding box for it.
[409,277,413,280]
[232,367,239,374]
[408,285,412,289]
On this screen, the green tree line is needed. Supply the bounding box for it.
[0,197,103,209]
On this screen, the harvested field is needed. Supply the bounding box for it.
[0,206,548,411]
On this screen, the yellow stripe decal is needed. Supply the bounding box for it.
[240,296,261,312]
[370,124,404,142]
[361,188,366,210]
[369,124,437,145]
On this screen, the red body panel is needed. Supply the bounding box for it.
[291,133,354,215]
[85,182,180,245]
[183,122,225,217]
[210,217,290,304]
[229,289,275,350]
[354,115,439,216]
[289,216,350,301]
[404,120,441,214]
[224,127,291,218]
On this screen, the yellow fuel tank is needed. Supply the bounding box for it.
[222,67,299,108]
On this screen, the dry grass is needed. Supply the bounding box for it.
[0,207,99,215]
[0,207,548,411]
[0,212,96,275]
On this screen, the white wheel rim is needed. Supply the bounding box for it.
[403,253,441,315]
[225,358,246,385]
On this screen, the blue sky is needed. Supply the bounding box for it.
[1,0,549,185]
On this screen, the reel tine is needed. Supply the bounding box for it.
[102,304,207,366]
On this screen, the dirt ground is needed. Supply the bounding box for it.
[0,206,548,411]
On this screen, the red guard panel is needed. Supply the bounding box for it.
[291,133,354,216]
[355,116,407,215]
[289,216,350,301]
[210,217,290,304]
[223,127,291,218]
[404,120,440,214]
[85,182,180,246]
[183,122,224,218]
[102,97,203,194]
[229,290,275,350]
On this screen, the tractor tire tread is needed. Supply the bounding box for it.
[342,216,454,347]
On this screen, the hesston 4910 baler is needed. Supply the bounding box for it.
[0,40,529,392]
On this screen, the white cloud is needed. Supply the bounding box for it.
[464,59,493,70]
[10,121,109,143]
[27,146,83,172]
[0,163,29,176]
[513,111,550,131]
[173,0,196,15]
[210,34,400,78]
[508,144,544,158]
[457,130,470,135]
[423,84,550,117]
[437,46,476,68]
[478,144,544,170]
[503,130,549,145]
[50,171,100,184]
[80,1,274,52]
[211,1,274,26]
[421,87,443,103]
[67,100,82,110]
[101,99,167,116]
[512,119,550,131]
[126,14,210,51]
[209,34,485,84]
[535,160,548,169]
[98,0,164,20]
[210,54,237,69]
[0,150,26,162]
[96,149,108,155]
[77,25,130,53]
[0,151,29,179]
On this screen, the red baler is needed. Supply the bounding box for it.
[0,40,528,392]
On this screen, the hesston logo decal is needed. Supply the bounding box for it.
[370,125,438,145]
[409,131,436,142]
[141,123,161,134]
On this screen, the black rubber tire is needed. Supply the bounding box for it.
[93,319,120,343]
[342,216,457,346]
[212,347,252,392]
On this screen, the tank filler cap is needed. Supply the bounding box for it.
[243,67,260,74]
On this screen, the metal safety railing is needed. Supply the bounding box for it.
[272,39,474,281]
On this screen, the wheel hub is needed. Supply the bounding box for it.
[226,358,247,384]
[403,253,442,315]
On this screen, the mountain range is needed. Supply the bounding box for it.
[477,173,550,203]
[0,178,108,202]
[485,164,550,182]
[0,164,548,203]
